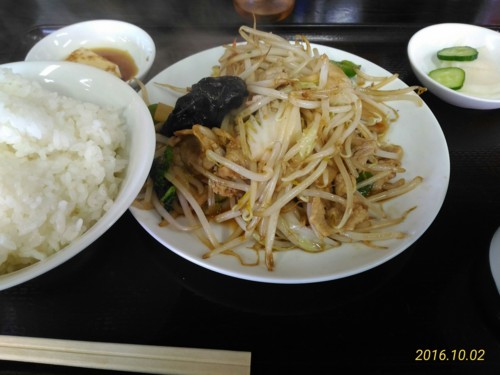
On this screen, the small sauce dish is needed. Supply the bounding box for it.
[25,19,156,85]
[408,23,500,110]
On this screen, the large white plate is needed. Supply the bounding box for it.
[129,43,450,284]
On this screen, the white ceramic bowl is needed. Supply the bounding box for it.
[25,20,156,84]
[0,61,156,291]
[408,23,500,110]
[490,226,500,295]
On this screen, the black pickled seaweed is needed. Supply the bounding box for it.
[160,76,248,137]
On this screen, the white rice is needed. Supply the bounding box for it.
[0,68,127,274]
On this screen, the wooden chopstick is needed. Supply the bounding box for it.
[0,335,251,375]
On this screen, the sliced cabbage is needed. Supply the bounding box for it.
[276,211,338,253]
[244,102,301,161]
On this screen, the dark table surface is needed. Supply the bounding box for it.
[1,1,500,374]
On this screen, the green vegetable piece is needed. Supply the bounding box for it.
[150,146,176,210]
[437,46,478,61]
[428,67,466,90]
[160,185,177,209]
[148,103,158,119]
[331,59,360,78]
[356,171,374,197]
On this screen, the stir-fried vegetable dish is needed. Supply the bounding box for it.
[136,25,427,271]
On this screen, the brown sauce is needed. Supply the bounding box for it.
[91,47,138,81]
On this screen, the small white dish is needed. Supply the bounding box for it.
[408,23,500,110]
[490,226,500,294]
[0,61,155,291]
[25,20,156,84]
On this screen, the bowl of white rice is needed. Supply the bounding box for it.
[0,61,155,290]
